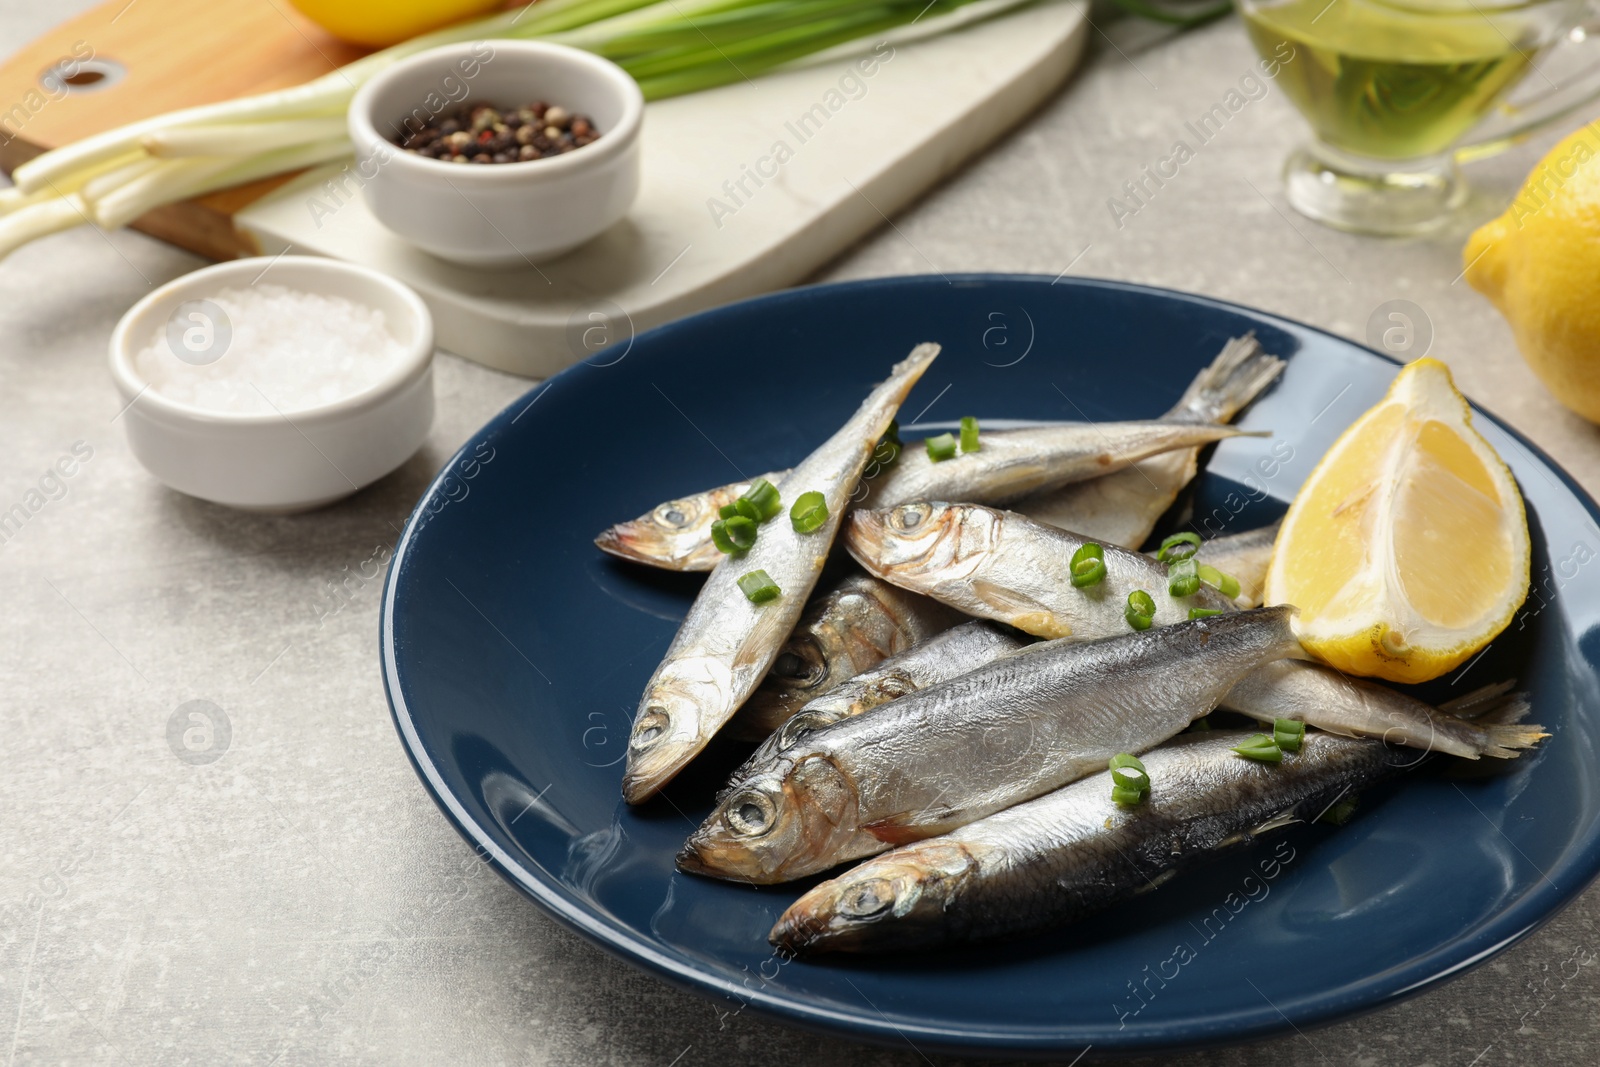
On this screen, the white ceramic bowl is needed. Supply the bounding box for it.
[347,41,644,268]
[109,256,434,512]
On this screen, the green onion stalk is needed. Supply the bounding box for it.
[0,0,1002,260]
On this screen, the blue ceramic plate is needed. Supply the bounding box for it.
[381,276,1600,1057]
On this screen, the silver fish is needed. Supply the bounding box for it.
[596,471,787,571]
[1014,334,1284,550]
[844,503,1546,760]
[727,574,964,741]
[622,344,939,804]
[745,620,1032,765]
[769,729,1410,955]
[595,416,1265,575]
[676,607,1306,883]
[847,502,1237,640]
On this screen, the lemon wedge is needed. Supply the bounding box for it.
[1264,358,1530,684]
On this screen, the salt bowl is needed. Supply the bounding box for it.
[110,256,434,512]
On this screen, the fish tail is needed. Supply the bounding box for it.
[1168,334,1286,425]
[1479,723,1549,758]
[1444,681,1546,758]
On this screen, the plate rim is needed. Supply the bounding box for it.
[380,272,1600,1056]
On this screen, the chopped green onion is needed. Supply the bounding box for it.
[1125,590,1156,631]
[1273,717,1306,752]
[733,498,761,522]
[959,416,980,453]
[1070,542,1106,588]
[1232,734,1283,763]
[790,490,828,534]
[710,516,757,554]
[1108,753,1150,794]
[718,503,739,520]
[1319,796,1359,826]
[740,478,783,522]
[1168,557,1201,598]
[1188,715,1213,732]
[1197,563,1242,600]
[871,435,902,470]
[1189,607,1223,620]
[926,433,958,462]
[1157,531,1201,563]
[1111,784,1147,807]
[738,569,781,603]
[869,419,902,469]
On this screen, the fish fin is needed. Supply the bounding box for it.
[1249,809,1302,837]
[1440,679,1519,720]
[968,579,1071,638]
[861,813,953,845]
[862,822,923,846]
[1132,868,1179,895]
[1167,334,1287,424]
[891,883,925,917]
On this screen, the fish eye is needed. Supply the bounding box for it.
[632,707,670,748]
[655,503,690,528]
[725,790,777,837]
[894,505,927,531]
[770,637,826,688]
[841,878,896,919]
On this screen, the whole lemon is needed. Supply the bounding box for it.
[287,0,504,47]
[1464,121,1600,423]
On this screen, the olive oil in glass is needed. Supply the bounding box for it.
[1241,0,1539,160]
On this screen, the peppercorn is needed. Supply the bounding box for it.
[390,99,603,163]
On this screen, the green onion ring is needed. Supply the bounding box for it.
[790,490,828,534]
[1168,557,1201,598]
[737,569,781,603]
[1070,542,1106,588]
[959,416,980,453]
[925,433,957,462]
[1273,717,1306,752]
[1197,563,1242,599]
[1157,531,1201,562]
[1126,589,1156,630]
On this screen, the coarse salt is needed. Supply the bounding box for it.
[134,284,407,414]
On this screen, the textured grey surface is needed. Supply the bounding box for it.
[4,3,1600,1065]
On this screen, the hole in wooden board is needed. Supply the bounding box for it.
[39,57,125,95]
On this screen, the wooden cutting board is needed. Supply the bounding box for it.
[1,0,1089,375]
[0,0,370,259]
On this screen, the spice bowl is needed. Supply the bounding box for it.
[109,256,434,513]
[347,41,644,269]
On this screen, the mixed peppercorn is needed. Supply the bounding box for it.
[394,101,603,164]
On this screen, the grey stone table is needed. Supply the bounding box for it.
[4,1,1599,1063]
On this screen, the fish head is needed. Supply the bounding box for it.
[741,584,899,727]
[622,661,730,803]
[676,754,860,883]
[844,503,998,588]
[594,492,724,570]
[768,842,980,954]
